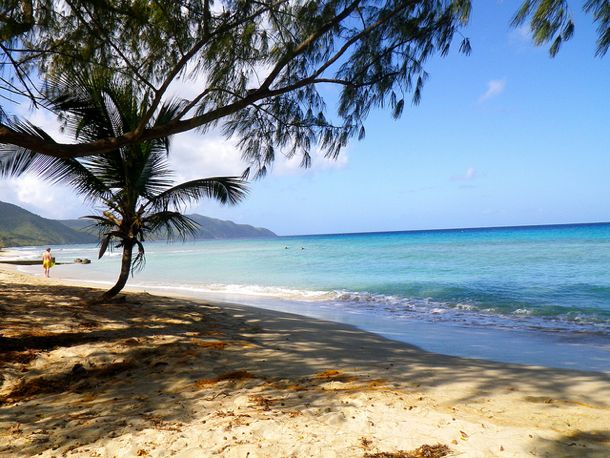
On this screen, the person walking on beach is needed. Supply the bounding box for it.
[42,248,54,277]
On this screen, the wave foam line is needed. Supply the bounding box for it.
[124,281,610,330]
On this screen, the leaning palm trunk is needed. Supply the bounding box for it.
[102,241,134,300]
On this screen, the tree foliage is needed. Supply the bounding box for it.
[0,1,607,176]
[512,0,610,57]
[3,0,473,176]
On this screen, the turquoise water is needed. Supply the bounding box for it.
[12,223,610,371]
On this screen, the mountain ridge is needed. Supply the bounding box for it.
[0,201,97,247]
[0,200,276,247]
[59,213,277,241]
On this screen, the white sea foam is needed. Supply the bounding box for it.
[120,280,610,335]
[454,303,477,311]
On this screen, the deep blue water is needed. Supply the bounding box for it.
[11,222,610,371]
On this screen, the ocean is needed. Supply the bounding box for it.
[11,223,610,372]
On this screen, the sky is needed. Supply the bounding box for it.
[1,1,609,236]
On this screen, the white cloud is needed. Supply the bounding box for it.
[451,166,477,182]
[509,24,534,48]
[169,127,349,181]
[0,108,88,218]
[0,175,93,219]
[478,79,506,103]
[169,129,247,182]
[12,104,71,143]
[512,25,531,43]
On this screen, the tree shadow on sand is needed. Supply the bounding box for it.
[530,430,610,457]
[0,279,265,455]
[1,276,609,456]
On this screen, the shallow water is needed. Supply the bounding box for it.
[12,223,610,372]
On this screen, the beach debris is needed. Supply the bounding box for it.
[313,369,358,383]
[363,443,451,458]
[191,339,229,350]
[195,370,256,388]
[360,437,373,449]
[269,380,308,392]
[141,414,183,431]
[249,395,275,411]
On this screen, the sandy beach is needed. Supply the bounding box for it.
[1,264,609,457]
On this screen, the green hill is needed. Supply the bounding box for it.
[0,201,276,247]
[59,214,277,240]
[187,214,276,239]
[0,201,97,247]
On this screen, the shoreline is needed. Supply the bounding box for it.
[9,258,610,373]
[1,265,609,457]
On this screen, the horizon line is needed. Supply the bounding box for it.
[280,220,610,238]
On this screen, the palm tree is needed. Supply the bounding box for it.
[0,73,248,300]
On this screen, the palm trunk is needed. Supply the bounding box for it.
[102,241,134,300]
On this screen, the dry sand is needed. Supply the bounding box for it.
[0,265,609,457]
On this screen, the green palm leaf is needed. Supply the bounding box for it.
[143,211,200,241]
[148,177,248,212]
[0,123,113,202]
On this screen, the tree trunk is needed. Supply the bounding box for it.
[102,241,134,300]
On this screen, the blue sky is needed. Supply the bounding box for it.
[1,1,609,235]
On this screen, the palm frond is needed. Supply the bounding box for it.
[154,99,190,152]
[0,123,112,202]
[46,75,114,142]
[147,177,248,212]
[132,141,174,198]
[143,212,200,241]
[0,121,62,178]
[45,72,147,193]
[98,234,113,259]
[131,240,146,273]
[81,215,125,242]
